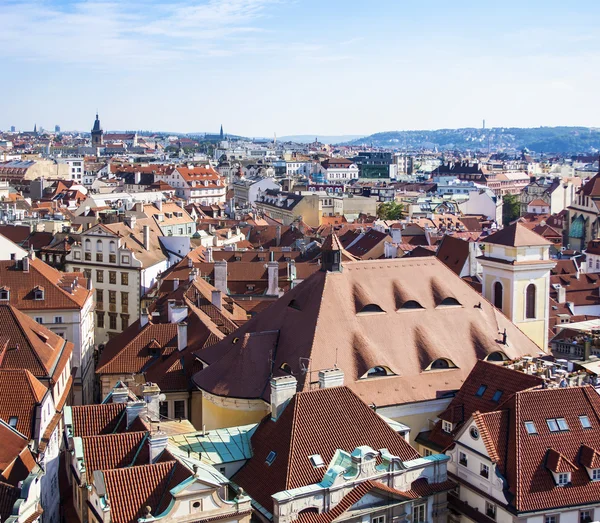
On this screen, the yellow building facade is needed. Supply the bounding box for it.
[479,223,555,350]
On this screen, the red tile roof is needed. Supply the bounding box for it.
[0,423,30,473]
[101,460,192,523]
[0,305,72,381]
[0,481,19,522]
[232,386,419,513]
[69,403,127,437]
[81,432,149,475]
[0,369,47,438]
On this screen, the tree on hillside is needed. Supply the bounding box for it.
[502,194,520,225]
[377,201,405,220]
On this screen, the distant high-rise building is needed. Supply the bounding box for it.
[10,126,15,133]
[55,125,61,133]
[220,124,224,140]
[91,112,104,147]
[34,123,37,135]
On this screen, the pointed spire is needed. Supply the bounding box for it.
[220,124,224,139]
[33,123,37,134]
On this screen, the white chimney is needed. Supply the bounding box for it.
[143,225,150,251]
[211,290,222,310]
[177,322,187,352]
[111,385,129,403]
[318,368,344,389]
[214,260,228,294]
[155,200,163,211]
[207,247,214,263]
[22,255,29,273]
[173,278,179,290]
[270,375,297,421]
[126,401,146,428]
[287,260,296,281]
[142,382,161,422]
[167,300,188,323]
[148,431,169,463]
[266,261,279,296]
[557,285,566,304]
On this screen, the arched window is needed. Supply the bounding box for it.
[84,239,91,252]
[366,366,388,377]
[494,281,503,310]
[280,362,292,374]
[438,297,462,307]
[486,351,507,362]
[399,300,424,310]
[429,358,455,370]
[109,241,116,253]
[96,240,103,252]
[357,304,385,314]
[526,284,536,319]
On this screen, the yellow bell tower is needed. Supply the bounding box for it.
[479,222,555,350]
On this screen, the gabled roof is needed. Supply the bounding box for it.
[482,222,552,247]
[0,304,72,381]
[0,369,47,438]
[436,235,471,275]
[69,403,128,437]
[232,386,419,513]
[100,460,192,523]
[81,432,149,476]
[0,422,29,473]
[193,258,541,408]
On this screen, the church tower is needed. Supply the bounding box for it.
[91,112,103,147]
[479,222,555,350]
[220,124,224,140]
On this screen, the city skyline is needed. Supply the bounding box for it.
[2,0,600,135]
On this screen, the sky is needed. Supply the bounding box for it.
[2,0,600,136]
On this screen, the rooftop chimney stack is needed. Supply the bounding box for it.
[211,290,222,310]
[142,382,161,422]
[266,261,279,296]
[111,384,130,404]
[270,375,297,421]
[177,322,187,352]
[173,278,179,291]
[167,299,188,323]
[22,255,29,273]
[140,308,149,328]
[214,260,228,294]
[143,225,150,251]
[148,430,169,463]
[318,368,345,389]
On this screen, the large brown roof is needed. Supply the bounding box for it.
[81,432,149,475]
[436,235,471,275]
[482,222,551,247]
[0,423,30,474]
[193,258,541,407]
[233,386,419,513]
[69,403,128,437]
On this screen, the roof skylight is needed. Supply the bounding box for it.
[265,451,276,466]
[524,421,538,434]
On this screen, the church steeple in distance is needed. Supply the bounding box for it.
[220,124,224,140]
[91,112,104,147]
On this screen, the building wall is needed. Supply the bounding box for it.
[200,391,270,431]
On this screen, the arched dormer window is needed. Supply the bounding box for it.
[362,366,394,379]
[526,284,536,319]
[398,300,424,311]
[427,358,456,370]
[357,304,385,315]
[84,239,91,252]
[494,281,503,310]
[96,240,103,252]
[280,362,292,374]
[486,351,507,362]
[437,297,462,307]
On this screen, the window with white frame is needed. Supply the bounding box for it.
[442,420,453,433]
[592,469,600,481]
[459,451,468,466]
[413,503,426,523]
[480,463,490,478]
[557,472,570,486]
[372,516,385,523]
[545,515,558,523]
[580,510,593,523]
[485,501,496,520]
[54,317,63,324]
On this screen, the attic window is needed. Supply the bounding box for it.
[524,421,538,434]
[492,390,503,402]
[232,337,239,344]
[8,417,17,428]
[357,304,385,315]
[428,358,455,370]
[557,472,571,486]
[580,415,592,429]
[438,297,462,307]
[365,366,390,378]
[265,451,276,466]
[547,418,569,432]
[486,351,507,362]
[288,299,301,311]
[475,385,487,397]
[309,454,325,468]
[280,362,292,374]
[399,300,424,310]
[0,289,9,301]
[33,287,44,300]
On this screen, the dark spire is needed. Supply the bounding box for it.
[220,124,224,139]
[92,112,102,133]
[33,123,37,134]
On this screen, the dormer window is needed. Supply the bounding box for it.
[442,420,453,433]
[33,287,44,300]
[428,358,456,370]
[557,472,571,486]
[398,300,424,310]
[309,454,325,468]
[357,304,385,315]
[437,297,462,307]
[592,469,600,481]
[0,288,9,301]
[364,366,392,378]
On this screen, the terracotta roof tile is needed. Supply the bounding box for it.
[0,369,47,438]
[0,480,19,522]
[69,403,127,437]
[81,432,149,475]
[482,222,551,247]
